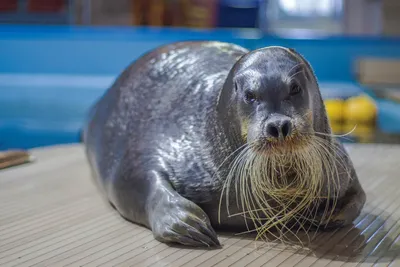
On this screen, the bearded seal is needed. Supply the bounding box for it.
[82,41,366,247]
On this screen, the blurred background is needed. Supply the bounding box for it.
[1,0,400,150]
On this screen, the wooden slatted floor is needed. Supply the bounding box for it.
[1,143,400,267]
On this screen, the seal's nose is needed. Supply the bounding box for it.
[266,117,292,139]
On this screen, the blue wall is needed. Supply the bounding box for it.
[0,25,256,76]
[1,25,400,149]
[2,25,400,80]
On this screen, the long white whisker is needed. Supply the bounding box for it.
[314,124,357,138]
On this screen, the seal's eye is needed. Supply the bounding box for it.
[290,84,302,96]
[244,91,256,104]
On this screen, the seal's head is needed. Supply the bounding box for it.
[231,46,326,151]
[218,47,346,242]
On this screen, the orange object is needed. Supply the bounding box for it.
[132,0,165,26]
[132,0,217,28]
[180,0,217,28]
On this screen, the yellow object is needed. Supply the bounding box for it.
[324,94,377,124]
[344,94,377,124]
[343,122,375,143]
[324,98,345,122]
[329,121,375,143]
[329,121,344,134]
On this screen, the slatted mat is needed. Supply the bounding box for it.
[1,143,400,267]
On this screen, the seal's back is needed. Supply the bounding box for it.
[84,41,248,191]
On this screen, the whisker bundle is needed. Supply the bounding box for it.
[218,133,351,246]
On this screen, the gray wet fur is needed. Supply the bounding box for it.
[83,41,366,247]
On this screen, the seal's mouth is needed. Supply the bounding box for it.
[254,132,313,154]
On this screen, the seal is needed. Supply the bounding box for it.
[82,41,366,247]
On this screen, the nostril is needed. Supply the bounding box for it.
[281,120,292,137]
[267,124,280,138]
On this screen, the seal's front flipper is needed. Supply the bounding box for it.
[109,157,220,247]
[148,183,220,247]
